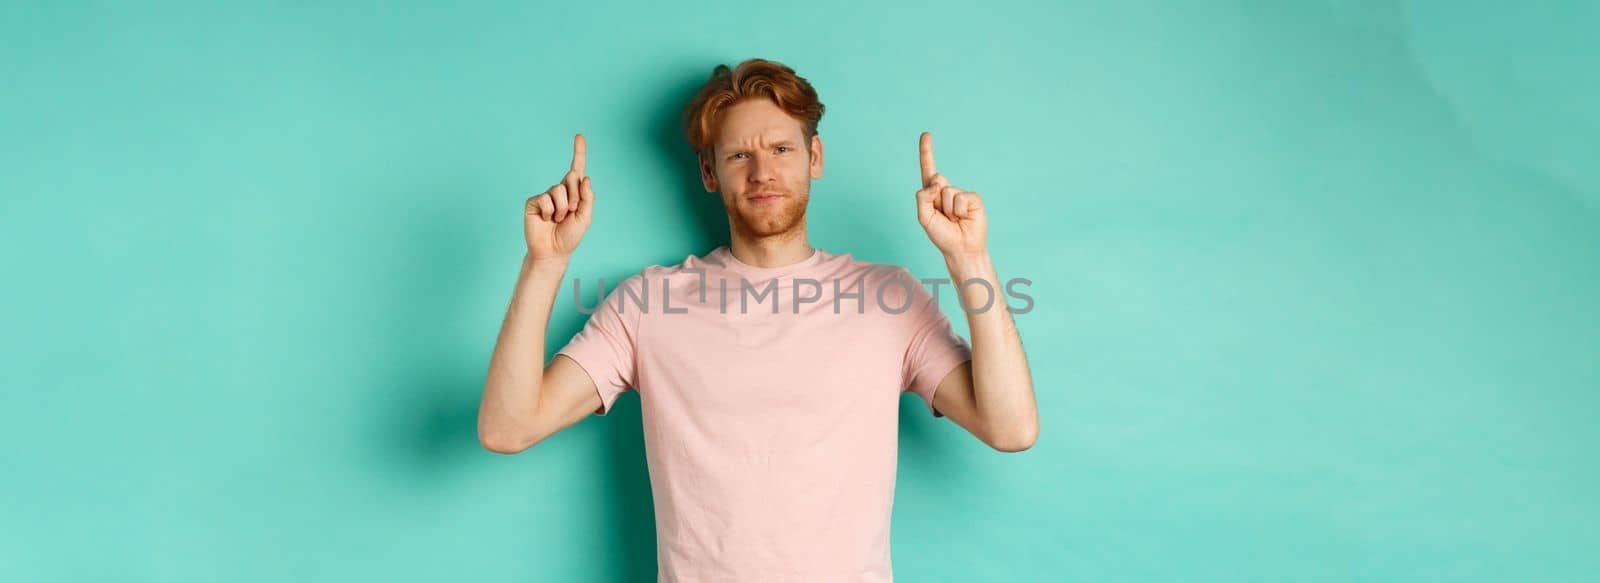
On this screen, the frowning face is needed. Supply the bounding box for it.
[699,98,824,239]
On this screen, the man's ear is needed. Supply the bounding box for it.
[809,134,824,180]
[698,153,719,193]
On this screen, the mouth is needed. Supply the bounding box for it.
[746,192,785,204]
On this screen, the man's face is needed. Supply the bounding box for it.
[699,98,824,239]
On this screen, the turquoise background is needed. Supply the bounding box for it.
[3,1,1597,581]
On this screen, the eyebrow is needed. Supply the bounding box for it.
[723,140,799,153]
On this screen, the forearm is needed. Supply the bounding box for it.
[944,252,1038,447]
[479,253,570,447]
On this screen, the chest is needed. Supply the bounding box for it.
[633,307,910,420]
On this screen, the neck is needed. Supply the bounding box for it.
[728,229,813,268]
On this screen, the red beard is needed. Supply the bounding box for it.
[726,191,809,238]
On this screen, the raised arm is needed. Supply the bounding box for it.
[913,131,1040,452]
[478,134,603,454]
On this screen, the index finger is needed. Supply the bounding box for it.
[918,131,936,187]
[571,133,586,175]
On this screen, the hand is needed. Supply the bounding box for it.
[525,133,596,260]
[915,131,987,259]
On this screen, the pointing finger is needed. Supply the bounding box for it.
[919,131,937,187]
[571,133,587,176]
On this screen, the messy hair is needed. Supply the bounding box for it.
[682,58,826,161]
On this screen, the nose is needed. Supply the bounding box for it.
[747,153,777,185]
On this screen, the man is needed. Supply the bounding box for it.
[478,58,1038,582]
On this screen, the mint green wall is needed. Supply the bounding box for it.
[3,2,1596,581]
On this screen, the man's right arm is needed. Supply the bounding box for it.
[477,254,603,454]
[477,133,601,455]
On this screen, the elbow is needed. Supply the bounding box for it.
[478,423,535,455]
[990,437,1035,453]
[988,423,1039,453]
[478,393,548,454]
[479,431,527,455]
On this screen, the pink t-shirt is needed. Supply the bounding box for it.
[556,245,973,582]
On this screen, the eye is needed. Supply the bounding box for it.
[730,152,747,160]
[775,146,791,154]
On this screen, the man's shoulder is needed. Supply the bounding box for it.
[633,251,710,279]
[596,252,716,297]
[832,254,916,281]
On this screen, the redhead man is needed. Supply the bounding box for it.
[478,58,1038,582]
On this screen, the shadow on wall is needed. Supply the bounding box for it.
[652,64,732,260]
[368,186,656,581]
[562,63,738,582]
[369,64,742,583]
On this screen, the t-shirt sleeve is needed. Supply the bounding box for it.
[555,273,643,416]
[898,269,973,419]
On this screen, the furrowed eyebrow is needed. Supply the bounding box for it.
[722,140,798,150]
[722,141,799,158]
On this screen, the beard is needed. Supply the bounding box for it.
[725,188,809,238]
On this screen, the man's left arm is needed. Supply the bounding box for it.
[937,252,1038,452]
[913,131,1040,452]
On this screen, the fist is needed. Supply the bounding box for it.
[915,131,987,258]
[525,133,595,259]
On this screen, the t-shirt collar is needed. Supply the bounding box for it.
[710,244,827,279]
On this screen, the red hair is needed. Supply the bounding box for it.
[682,58,826,160]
